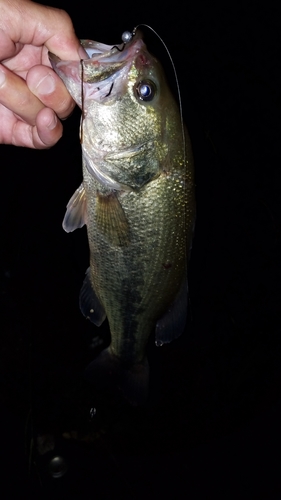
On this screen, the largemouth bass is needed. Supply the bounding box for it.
[49,29,195,404]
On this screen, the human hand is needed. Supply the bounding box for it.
[0,0,86,148]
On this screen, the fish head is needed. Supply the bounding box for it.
[49,30,170,110]
[49,31,184,190]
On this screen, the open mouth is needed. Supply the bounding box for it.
[80,30,144,62]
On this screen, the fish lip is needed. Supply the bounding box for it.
[49,33,145,81]
[80,40,123,59]
[80,31,144,63]
[48,31,144,66]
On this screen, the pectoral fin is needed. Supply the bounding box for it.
[96,191,130,246]
[155,278,188,345]
[79,268,106,326]
[62,184,87,232]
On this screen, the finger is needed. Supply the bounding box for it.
[0,24,23,61]
[0,1,84,61]
[4,107,63,149]
[33,107,63,148]
[0,63,44,126]
[31,6,85,61]
[26,65,76,119]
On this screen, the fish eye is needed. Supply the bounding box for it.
[135,80,156,102]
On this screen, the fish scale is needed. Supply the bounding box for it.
[49,29,195,403]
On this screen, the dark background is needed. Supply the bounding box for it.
[1,0,280,498]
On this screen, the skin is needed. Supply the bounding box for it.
[0,0,86,148]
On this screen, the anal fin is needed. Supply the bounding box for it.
[155,278,188,346]
[79,268,106,326]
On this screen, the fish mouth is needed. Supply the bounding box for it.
[80,30,144,63]
[81,32,145,85]
[49,31,145,83]
[49,31,146,106]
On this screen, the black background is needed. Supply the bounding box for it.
[1,0,280,498]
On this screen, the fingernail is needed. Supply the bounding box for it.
[0,67,6,88]
[47,113,58,130]
[36,73,56,95]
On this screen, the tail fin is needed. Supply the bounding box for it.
[84,348,149,406]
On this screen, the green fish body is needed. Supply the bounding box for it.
[49,31,195,403]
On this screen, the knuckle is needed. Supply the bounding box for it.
[56,9,74,32]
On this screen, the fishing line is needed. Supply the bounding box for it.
[120,26,190,332]
[121,25,187,198]
[123,25,190,299]
[122,25,186,161]
[80,56,85,145]
[113,26,185,147]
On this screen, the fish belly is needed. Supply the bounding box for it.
[84,163,191,365]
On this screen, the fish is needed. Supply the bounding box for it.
[49,29,195,404]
